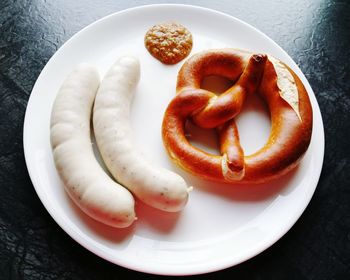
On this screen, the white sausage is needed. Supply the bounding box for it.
[50,64,136,228]
[93,57,190,212]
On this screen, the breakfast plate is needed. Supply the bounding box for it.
[23,4,324,275]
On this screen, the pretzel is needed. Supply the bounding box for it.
[162,49,313,184]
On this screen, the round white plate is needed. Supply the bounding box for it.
[23,4,324,276]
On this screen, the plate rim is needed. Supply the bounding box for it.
[23,3,325,275]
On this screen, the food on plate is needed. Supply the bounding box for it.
[50,64,136,228]
[162,49,313,184]
[93,56,191,212]
[144,22,193,64]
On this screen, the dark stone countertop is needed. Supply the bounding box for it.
[0,0,349,279]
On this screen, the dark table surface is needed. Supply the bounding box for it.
[1,0,349,279]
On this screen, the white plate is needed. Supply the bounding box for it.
[23,4,324,276]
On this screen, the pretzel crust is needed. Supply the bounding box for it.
[162,49,313,184]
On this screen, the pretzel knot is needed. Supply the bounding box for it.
[162,49,313,184]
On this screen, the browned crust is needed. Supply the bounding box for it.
[162,49,313,184]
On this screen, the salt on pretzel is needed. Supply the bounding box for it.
[162,49,313,184]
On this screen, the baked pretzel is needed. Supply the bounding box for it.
[162,49,313,184]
